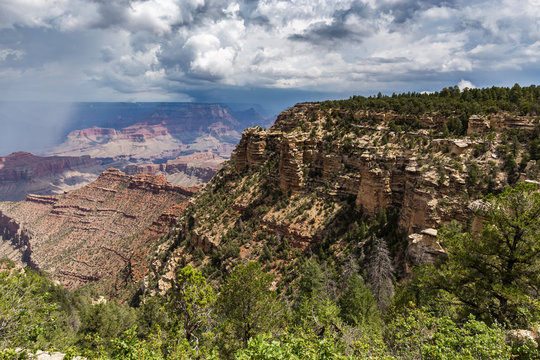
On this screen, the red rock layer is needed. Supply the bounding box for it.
[0,168,195,299]
[0,152,99,181]
[123,152,225,184]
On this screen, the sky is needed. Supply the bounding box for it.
[0,0,539,113]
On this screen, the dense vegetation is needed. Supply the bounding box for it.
[324,84,540,119]
[0,182,538,359]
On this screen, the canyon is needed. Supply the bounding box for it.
[0,168,196,299]
[0,103,269,201]
[0,152,104,201]
[48,103,267,161]
[0,94,538,304]
[0,102,270,300]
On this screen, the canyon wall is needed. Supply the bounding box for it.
[0,152,103,201]
[0,168,196,299]
[151,102,539,290]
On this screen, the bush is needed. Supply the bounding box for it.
[386,306,510,360]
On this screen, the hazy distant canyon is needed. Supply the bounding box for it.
[0,102,270,200]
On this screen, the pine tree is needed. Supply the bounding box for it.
[432,183,540,327]
[167,265,215,343]
[217,262,281,349]
[338,273,380,327]
[297,258,325,301]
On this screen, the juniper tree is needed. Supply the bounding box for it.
[167,265,215,343]
[217,262,281,350]
[429,183,540,327]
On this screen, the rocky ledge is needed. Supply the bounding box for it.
[0,152,100,182]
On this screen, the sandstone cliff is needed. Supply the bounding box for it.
[123,152,225,186]
[148,102,539,292]
[0,168,196,299]
[0,152,104,201]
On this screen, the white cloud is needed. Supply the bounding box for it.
[0,0,69,29]
[0,49,24,61]
[457,80,476,90]
[0,0,539,102]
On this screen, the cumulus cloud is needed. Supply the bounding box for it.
[0,0,538,105]
[457,79,476,90]
[0,0,70,29]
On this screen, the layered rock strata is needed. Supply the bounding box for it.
[123,152,225,186]
[152,102,539,289]
[0,152,103,201]
[0,168,195,298]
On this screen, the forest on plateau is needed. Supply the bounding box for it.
[1,85,540,359]
[327,84,540,120]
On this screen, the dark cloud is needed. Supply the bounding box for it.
[89,0,130,29]
[289,1,373,44]
[237,0,271,28]
[0,0,538,114]
[455,18,506,45]
[289,21,365,44]
[289,0,458,44]
[156,37,192,73]
[100,47,114,62]
[380,0,457,25]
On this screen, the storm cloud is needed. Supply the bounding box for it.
[0,0,539,108]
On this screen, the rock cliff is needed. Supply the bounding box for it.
[0,152,103,201]
[148,101,539,292]
[123,152,225,186]
[48,103,267,162]
[0,168,195,299]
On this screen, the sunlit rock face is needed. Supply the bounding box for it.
[151,101,539,289]
[0,168,196,300]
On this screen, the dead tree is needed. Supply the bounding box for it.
[367,237,395,312]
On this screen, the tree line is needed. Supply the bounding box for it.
[323,84,540,118]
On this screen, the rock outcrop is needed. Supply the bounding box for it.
[123,152,225,186]
[0,152,103,201]
[0,168,195,299]
[234,127,268,172]
[150,102,539,290]
[231,104,489,236]
[467,114,537,135]
[406,229,446,266]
